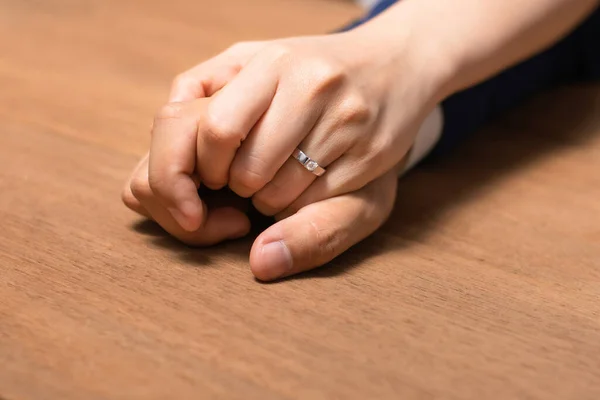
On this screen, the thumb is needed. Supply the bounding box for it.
[249,173,398,281]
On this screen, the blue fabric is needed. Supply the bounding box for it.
[339,0,401,31]
[340,1,600,156]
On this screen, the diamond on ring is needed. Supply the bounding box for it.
[305,160,318,172]
[292,148,326,177]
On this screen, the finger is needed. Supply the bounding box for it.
[150,202,251,247]
[227,83,323,198]
[250,106,356,216]
[249,169,398,281]
[122,154,152,219]
[148,100,210,232]
[195,52,280,192]
[131,162,250,246]
[169,61,237,102]
[168,43,263,102]
[280,141,411,219]
[250,139,346,216]
[250,157,313,216]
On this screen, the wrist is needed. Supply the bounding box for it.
[348,0,475,103]
[346,11,457,106]
[354,0,600,101]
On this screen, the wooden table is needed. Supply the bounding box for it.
[1,1,599,399]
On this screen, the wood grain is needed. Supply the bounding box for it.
[0,1,599,399]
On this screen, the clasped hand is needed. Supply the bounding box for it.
[122,31,440,280]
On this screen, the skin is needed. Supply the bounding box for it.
[123,0,599,281]
[122,131,401,280]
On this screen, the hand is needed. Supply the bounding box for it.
[158,30,444,227]
[123,154,400,281]
[121,93,403,280]
[249,165,400,281]
[121,147,251,246]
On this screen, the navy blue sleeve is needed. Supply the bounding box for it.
[434,6,600,156]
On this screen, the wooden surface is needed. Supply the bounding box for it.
[1,1,599,399]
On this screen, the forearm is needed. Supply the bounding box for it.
[355,0,599,99]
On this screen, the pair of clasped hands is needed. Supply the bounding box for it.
[122,32,441,281]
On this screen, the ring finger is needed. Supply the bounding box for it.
[251,118,355,216]
[226,82,323,198]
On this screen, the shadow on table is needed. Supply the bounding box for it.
[131,85,600,280]
[130,207,267,267]
[131,220,213,265]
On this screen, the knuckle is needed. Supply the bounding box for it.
[155,103,185,122]
[129,176,152,200]
[308,218,338,264]
[231,164,269,195]
[309,59,345,95]
[224,41,265,66]
[338,93,373,125]
[266,43,294,63]
[147,171,170,197]
[171,73,193,91]
[204,108,244,145]
[121,186,137,208]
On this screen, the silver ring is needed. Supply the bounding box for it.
[292,148,326,176]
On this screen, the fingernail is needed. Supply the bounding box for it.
[171,200,204,232]
[168,206,193,231]
[259,241,293,280]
